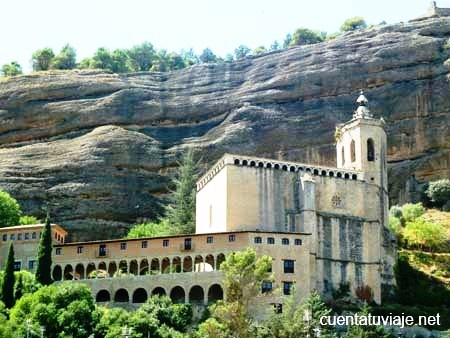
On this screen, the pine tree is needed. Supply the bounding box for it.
[14,273,23,301]
[1,243,15,308]
[165,149,198,234]
[36,211,53,285]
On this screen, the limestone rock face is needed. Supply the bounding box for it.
[1,18,450,240]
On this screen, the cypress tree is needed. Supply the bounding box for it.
[14,273,23,301]
[35,212,53,285]
[1,243,15,308]
[165,149,199,234]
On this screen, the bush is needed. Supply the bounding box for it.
[426,179,450,208]
[403,217,446,251]
[290,28,324,46]
[401,203,425,223]
[389,215,402,236]
[389,205,403,219]
[354,285,374,303]
[19,215,40,225]
[340,17,367,32]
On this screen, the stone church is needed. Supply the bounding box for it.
[0,92,396,313]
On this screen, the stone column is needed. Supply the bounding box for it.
[300,174,317,254]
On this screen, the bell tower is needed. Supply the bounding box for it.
[336,91,388,223]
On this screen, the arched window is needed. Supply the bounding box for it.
[350,140,356,163]
[367,138,375,161]
[341,146,345,165]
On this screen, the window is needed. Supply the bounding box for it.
[99,244,107,257]
[268,262,272,273]
[206,236,213,244]
[28,260,36,270]
[142,241,148,249]
[283,260,294,273]
[267,237,275,245]
[350,140,356,162]
[25,233,30,240]
[14,261,21,271]
[342,146,345,165]
[294,239,302,246]
[228,234,235,242]
[2,234,6,241]
[184,238,192,250]
[18,233,22,240]
[55,248,62,255]
[254,236,262,244]
[282,238,289,245]
[10,234,15,241]
[209,205,213,227]
[283,281,293,295]
[273,303,283,314]
[77,246,84,254]
[163,239,169,247]
[120,243,127,250]
[261,281,273,293]
[32,232,37,239]
[367,138,375,161]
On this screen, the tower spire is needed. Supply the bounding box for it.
[353,90,373,119]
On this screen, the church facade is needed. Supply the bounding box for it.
[0,93,396,313]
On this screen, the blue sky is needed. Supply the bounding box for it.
[1,0,448,72]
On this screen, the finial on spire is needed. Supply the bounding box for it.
[353,90,373,119]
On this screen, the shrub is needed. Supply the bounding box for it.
[354,284,374,303]
[403,217,446,251]
[0,189,22,227]
[389,215,402,236]
[389,205,403,219]
[426,179,450,208]
[19,215,40,225]
[401,203,425,223]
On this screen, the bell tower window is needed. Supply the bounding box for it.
[367,138,375,161]
[341,146,345,165]
[350,140,356,163]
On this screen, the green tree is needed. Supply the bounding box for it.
[35,212,53,285]
[9,283,98,338]
[78,57,95,69]
[180,48,199,66]
[91,47,113,71]
[199,48,217,63]
[343,303,391,338]
[0,61,22,77]
[14,273,23,302]
[403,217,446,251]
[253,46,267,55]
[128,41,156,71]
[204,248,272,338]
[0,189,22,227]
[401,203,425,223]
[283,33,292,48]
[110,49,132,73]
[234,45,251,59]
[51,44,77,69]
[426,179,450,208]
[165,149,199,234]
[19,215,39,225]
[225,53,234,62]
[1,243,15,308]
[31,47,55,71]
[290,28,324,46]
[269,40,280,51]
[340,16,367,32]
[126,220,171,239]
[167,52,186,70]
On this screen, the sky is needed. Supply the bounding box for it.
[1,0,449,73]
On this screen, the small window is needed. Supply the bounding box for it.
[18,233,22,240]
[283,260,294,273]
[120,243,127,250]
[268,262,272,273]
[342,146,345,165]
[367,138,375,161]
[77,246,84,254]
[2,234,7,241]
[163,239,169,247]
[55,233,58,239]
[254,236,262,244]
[28,260,36,270]
[10,234,15,241]
[228,234,235,242]
[267,237,275,245]
[32,232,37,239]
[142,241,148,249]
[273,303,283,314]
[281,238,289,245]
[294,239,302,246]
[206,236,214,244]
[350,140,356,162]
[14,261,21,271]
[261,281,273,293]
[25,233,30,240]
[55,248,62,255]
[283,281,293,295]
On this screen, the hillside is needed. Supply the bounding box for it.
[1,17,450,240]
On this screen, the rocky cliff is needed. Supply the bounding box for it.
[1,17,449,241]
